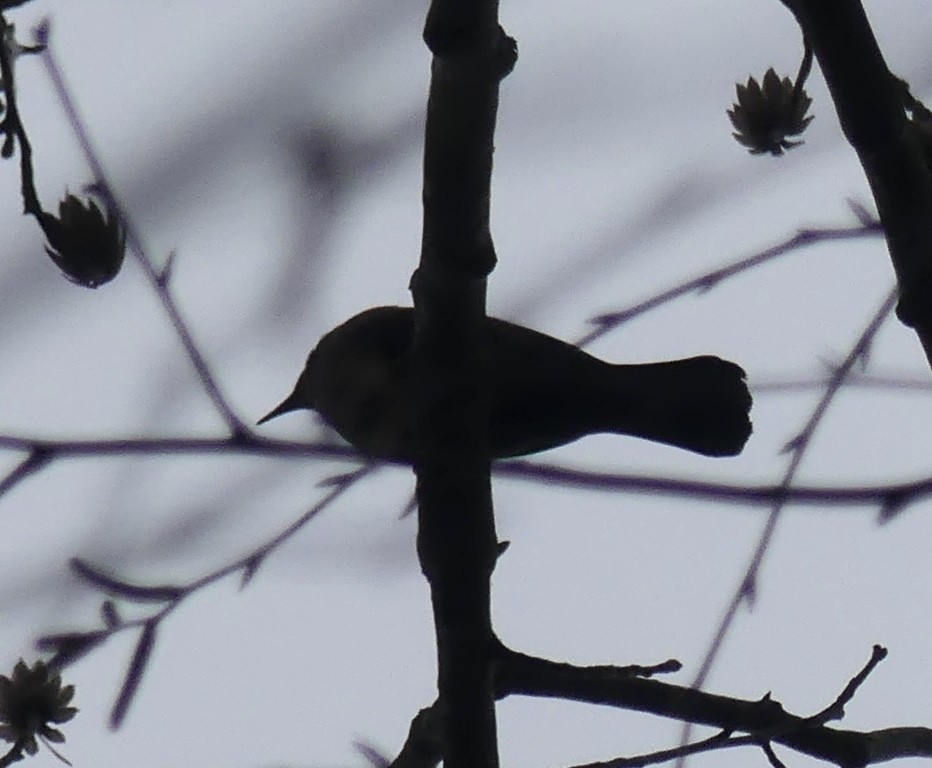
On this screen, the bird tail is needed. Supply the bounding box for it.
[605,356,752,457]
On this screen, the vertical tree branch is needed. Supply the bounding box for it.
[412,2,516,766]
[780,0,932,369]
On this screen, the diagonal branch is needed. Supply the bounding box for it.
[36,463,374,725]
[35,20,249,436]
[578,219,882,347]
[779,0,932,369]
[685,286,898,710]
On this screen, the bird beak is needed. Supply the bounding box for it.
[257,391,303,425]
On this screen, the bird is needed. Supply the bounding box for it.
[258,306,752,461]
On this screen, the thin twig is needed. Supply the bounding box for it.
[753,372,932,395]
[569,730,736,768]
[678,286,899,753]
[488,643,915,768]
[0,447,50,495]
[34,19,248,436]
[758,740,789,768]
[0,432,930,511]
[805,645,887,726]
[577,221,882,347]
[40,462,376,724]
[496,459,932,511]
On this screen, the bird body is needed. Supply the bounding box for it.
[259,306,752,461]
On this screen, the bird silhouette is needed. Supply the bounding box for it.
[259,306,752,461]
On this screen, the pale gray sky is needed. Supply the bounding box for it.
[1,2,931,767]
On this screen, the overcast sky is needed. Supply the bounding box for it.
[1,2,931,767]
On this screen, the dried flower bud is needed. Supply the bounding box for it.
[0,659,77,758]
[39,193,125,288]
[727,68,814,156]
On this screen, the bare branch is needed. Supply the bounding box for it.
[779,0,932,367]
[679,287,899,755]
[493,644,928,768]
[752,372,932,395]
[1,431,930,512]
[0,448,50,496]
[108,620,156,729]
[35,20,250,436]
[578,221,882,347]
[35,464,374,726]
[390,645,924,768]
[805,645,888,726]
